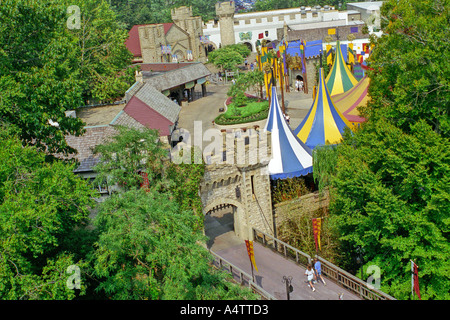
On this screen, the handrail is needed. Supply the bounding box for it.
[209,250,276,300]
[252,228,312,266]
[252,228,396,301]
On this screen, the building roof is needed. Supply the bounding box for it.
[133,82,181,125]
[66,125,118,173]
[123,95,175,136]
[125,23,174,57]
[142,62,211,91]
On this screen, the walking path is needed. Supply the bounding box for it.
[205,210,362,300]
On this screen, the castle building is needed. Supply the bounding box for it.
[203,2,380,52]
[125,6,207,63]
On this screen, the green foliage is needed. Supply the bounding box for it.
[227,70,264,99]
[208,44,250,71]
[90,126,258,299]
[214,99,269,125]
[0,0,135,155]
[271,177,311,204]
[310,0,450,300]
[93,126,168,191]
[321,120,450,299]
[0,130,94,299]
[364,0,450,138]
[109,0,218,29]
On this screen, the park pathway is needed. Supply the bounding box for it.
[205,211,362,301]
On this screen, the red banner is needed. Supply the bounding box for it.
[411,261,421,300]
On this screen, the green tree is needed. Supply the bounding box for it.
[90,126,259,299]
[316,120,450,300]
[0,0,135,156]
[0,130,94,299]
[208,44,250,71]
[363,0,450,138]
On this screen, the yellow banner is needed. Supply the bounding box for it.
[245,240,259,272]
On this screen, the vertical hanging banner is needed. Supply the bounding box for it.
[139,171,149,191]
[326,44,333,65]
[411,260,421,300]
[312,218,322,251]
[348,43,355,64]
[245,240,259,272]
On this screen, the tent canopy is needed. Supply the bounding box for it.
[264,86,313,179]
[294,68,353,150]
[325,41,359,96]
[332,75,369,125]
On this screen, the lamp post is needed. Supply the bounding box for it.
[282,275,293,300]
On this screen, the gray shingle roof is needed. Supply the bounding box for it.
[134,83,181,124]
[142,62,211,91]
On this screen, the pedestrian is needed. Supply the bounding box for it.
[299,80,304,92]
[295,79,300,92]
[218,71,223,82]
[285,114,290,124]
[314,258,326,285]
[305,264,316,291]
[250,62,254,71]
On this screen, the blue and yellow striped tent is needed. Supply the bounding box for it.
[325,41,359,96]
[294,68,353,150]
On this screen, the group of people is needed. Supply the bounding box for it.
[304,258,326,292]
[295,78,304,92]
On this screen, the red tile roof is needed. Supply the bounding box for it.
[124,96,173,136]
[125,23,174,57]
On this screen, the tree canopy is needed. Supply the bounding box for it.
[0,0,135,156]
[312,0,450,300]
[0,129,94,299]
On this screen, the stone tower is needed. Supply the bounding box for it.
[138,24,166,63]
[215,1,236,47]
[196,129,274,241]
[171,6,206,61]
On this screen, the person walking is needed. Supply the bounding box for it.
[314,258,326,285]
[305,264,316,291]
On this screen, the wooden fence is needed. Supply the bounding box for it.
[209,250,276,300]
[252,228,396,300]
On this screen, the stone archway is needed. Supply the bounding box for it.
[241,41,253,52]
[203,197,247,242]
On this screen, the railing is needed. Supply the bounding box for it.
[209,250,276,300]
[252,228,312,267]
[252,228,396,301]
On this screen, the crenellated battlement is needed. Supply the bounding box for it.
[215,1,235,17]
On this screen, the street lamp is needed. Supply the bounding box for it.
[282,275,293,300]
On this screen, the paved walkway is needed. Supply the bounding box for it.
[205,209,362,301]
[177,82,314,136]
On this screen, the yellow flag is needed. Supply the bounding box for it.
[245,240,258,272]
[328,28,336,35]
[326,44,332,65]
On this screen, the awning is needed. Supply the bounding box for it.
[197,77,207,85]
[185,81,195,89]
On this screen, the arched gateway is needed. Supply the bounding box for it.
[199,131,274,241]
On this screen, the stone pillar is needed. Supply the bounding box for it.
[215,1,235,47]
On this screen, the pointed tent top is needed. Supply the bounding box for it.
[264,86,313,179]
[294,68,353,150]
[326,40,359,96]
